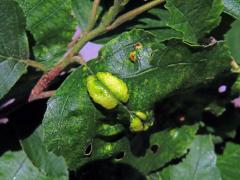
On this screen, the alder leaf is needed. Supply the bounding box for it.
[148,136,221,180]
[223,0,240,20]
[112,125,199,174]
[42,29,231,170]
[217,143,240,180]
[15,0,77,67]
[224,20,240,63]
[0,150,68,180]
[0,0,29,99]
[0,151,47,180]
[21,126,68,179]
[164,0,224,44]
[71,0,103,31]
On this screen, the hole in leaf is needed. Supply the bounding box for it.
[84,144,92,156]
[150,144,159,154]
[114,152,125,161]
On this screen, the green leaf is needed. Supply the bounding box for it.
[42,29,158,169]
[133,8,182,41]
[71,0,103,31]
[224,20,240,63]
[217,143,240,180]
[15,0,77,67]
[148,136,221,180]
[42,68,104,169]
[0,151,49,180]
[95,0,223,45]
[43,29,231,170]
[21,126,68,179]
[225,20,240,96]
[120,125,198,174]
[164,0,224,44]
[75,125,198,174]
[223,0,240,20]
[71,0,92,30]
[0,0,28,99]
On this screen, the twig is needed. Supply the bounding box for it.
[72,55,86,65]
[28,50,75,102]
[107,0,165,30]
[71,0,127,54]
[28,0,165,102]
[29,0,126,102]
[21,59,49,72]
[68,28,81,49]
[85,0,101,33]
[0,54,48,72]
[28,90,56,102]
[28,65,62,102]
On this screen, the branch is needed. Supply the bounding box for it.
[72,55,86,65]
[28,0,165,102]
[107,0,165,30]
[28,90,55,102]
[68,28,81,49]
[21,59,49,72]
[71,0,127,54]
[0,54,48,72]
[72,0,165,54]
[85,0,101,33]
[28,65,62,102]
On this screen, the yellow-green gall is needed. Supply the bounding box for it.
[129,116,144,132]
[96,72,129,103]
[86,75,118,109]
[135,111,147,121]
[86,72,129,110]
[130,111,154,132]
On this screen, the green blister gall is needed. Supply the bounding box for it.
[96,72,129,103]
[135,111,147,120]
[129,116,144,132]
[86,75,118,109]
[130,111,154,132]
[86,72,129,109]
